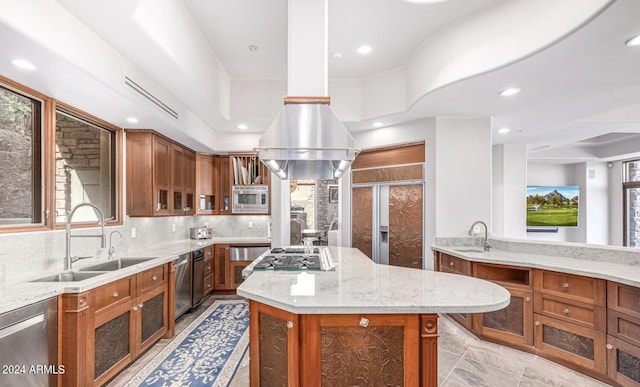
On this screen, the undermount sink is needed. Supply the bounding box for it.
[454,248,486,253]
[30,271,106,282]
[77,257,156,271]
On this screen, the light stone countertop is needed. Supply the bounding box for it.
[236,246,511,315]
[432,245,640,288]
[0,237,271,315]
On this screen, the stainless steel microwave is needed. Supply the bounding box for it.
[232,185,269,213]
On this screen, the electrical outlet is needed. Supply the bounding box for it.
[203,221,208,227]
[172,223,176,232]
[131,228,137,238]
[248,221,254,229]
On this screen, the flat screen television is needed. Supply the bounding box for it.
[526,185,579,228]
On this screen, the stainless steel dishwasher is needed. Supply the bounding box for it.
[0,297,58,387]
[174,253,192,320]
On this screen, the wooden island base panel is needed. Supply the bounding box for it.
[238,247,510,387]
[249,301,439,387]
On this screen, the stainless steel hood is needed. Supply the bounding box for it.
[256,0,359,180]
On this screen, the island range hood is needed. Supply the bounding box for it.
[256,0,359,180]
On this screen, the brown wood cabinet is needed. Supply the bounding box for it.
[435,252,473,330]
[218,156,231,214]
[126,130,195,217]
[472,263,534,348]
[434,251,640,387]
[195,154,219,214]
[228,153,271,214]
[60,264,170,386]
[249,300,433,386]
[204,245,214,295]
[214,244,231,290]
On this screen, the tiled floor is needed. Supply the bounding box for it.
[109,295,611,387]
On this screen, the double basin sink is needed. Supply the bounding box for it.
[30,257,156,282]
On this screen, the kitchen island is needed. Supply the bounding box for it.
[237,246,510,386]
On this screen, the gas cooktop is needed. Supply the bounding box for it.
[270,247,320,255]
[253,255,322,271]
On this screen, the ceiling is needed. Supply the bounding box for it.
[2,0,640,163]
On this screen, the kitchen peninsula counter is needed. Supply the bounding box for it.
[237,246,510,386]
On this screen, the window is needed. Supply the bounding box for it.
[0,76,121,232]
[54,107,118,224]
[0,83,43,227]
[623,160,640,247]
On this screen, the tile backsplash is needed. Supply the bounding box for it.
[0,215,270,281]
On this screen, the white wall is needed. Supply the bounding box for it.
[434,117,492,238]
[493,144,527,239]
[608,161,623,246]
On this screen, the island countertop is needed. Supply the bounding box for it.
[236,246,510,315]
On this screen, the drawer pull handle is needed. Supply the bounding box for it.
[562,282,569,288]
[152,275,158,281]
[563,308,570,314]
[534,321,540,326]
[113,291,119,297]
[606,344,613,350]
[360,317,370,328]
[287,321,294,329]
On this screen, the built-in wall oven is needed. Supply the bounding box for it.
[191,248,205,309]
[232,185,269,213]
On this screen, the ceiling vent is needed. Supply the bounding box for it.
[124,75,179,120]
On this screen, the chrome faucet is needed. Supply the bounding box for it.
[468,220,490,251]
[65,203,106,270]
[108,230,122,260]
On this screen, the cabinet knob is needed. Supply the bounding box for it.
[449,261,454,266]
[139,303,144,308]
[606,343,613,350]
[113,291,119,297]
[525,297,530,302]
[152,275,158,281]
[562,282,569,288]
[287,321,294,329]
[534,321,540,326]
[563,308,570,314]
[359,317,370,328]
[133,305,139,311]
[207,284,211,288]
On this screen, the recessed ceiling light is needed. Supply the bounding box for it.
[331,52,342,60]
[372,121,384,128]
[11,59,37,71]
[499,87,521,97]
[497,127,511,134]
[248,45,258,52]
[126,117,139,124]
[237,124,249,130]
[625,34,640,47]
[357,45,372,55]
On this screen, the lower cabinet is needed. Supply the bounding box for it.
[434,251,640,387]
[230,261,249,288]
[61,264,169,386]
[533,313,607,374]
[204,246,214,295]
[214,244,231,290]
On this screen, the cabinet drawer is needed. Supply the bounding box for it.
[94,276,133,313]
[534,270,605,305]
[439,254,471,276]
[204,273,214,295]
[607,334,640,386]
[205,245,214,260]
[534,293,606,331]
[534,313,606,374]
[608,282,640,318]
[608,310,640,348]
[204,257,214,275]
[137,265,167,294]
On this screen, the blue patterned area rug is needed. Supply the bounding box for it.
[124,300,249,387]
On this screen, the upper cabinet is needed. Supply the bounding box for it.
[195,153,219,215]
[126,130,195,217]
[229,153,270,215]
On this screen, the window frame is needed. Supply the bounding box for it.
[0,75,122,233]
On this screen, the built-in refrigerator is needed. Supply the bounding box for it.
[352,182,424,269]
